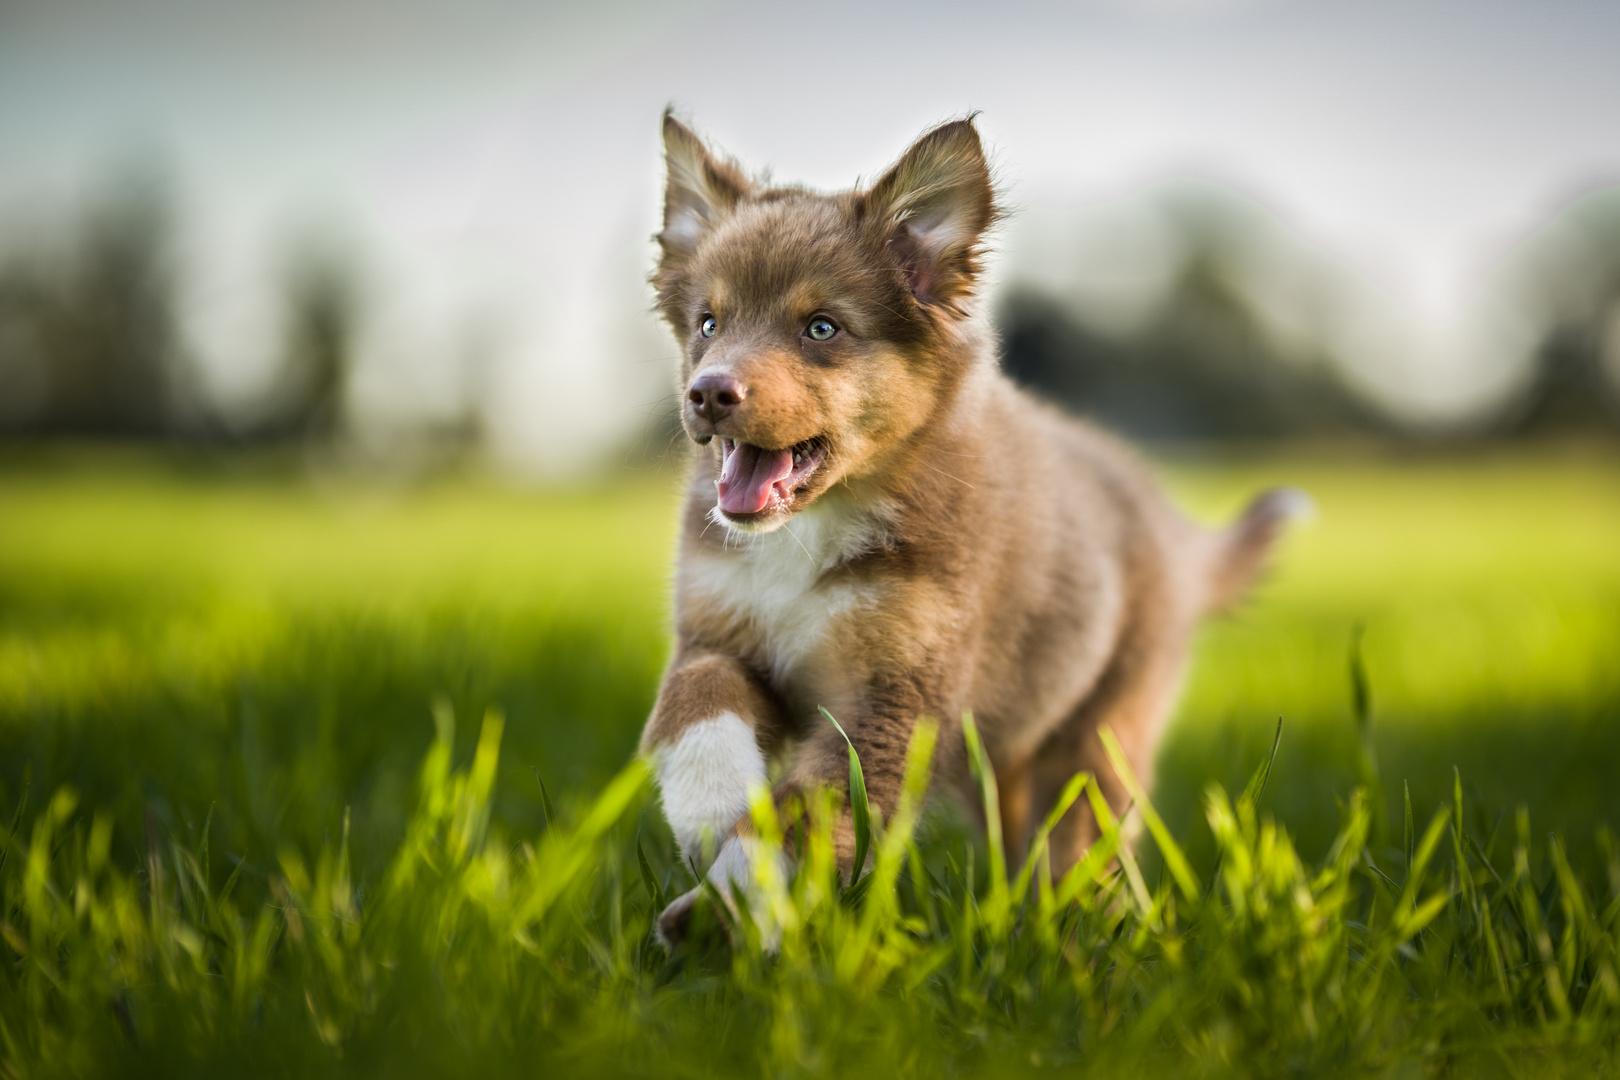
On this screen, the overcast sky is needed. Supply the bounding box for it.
[4,0,1619,466]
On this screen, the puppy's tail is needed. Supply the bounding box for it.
[1205,487,1313,614]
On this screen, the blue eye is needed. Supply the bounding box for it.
[699,315,717,338]
[806,317,838,341]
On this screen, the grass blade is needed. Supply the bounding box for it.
[1350,623,1372,736]
[1082,781,1149,912]
[637,833,666,910]
[1012,772,1087,906]
[820,707,872,886]
[531,765,557,832]
[1348,627,1385,843]
[1240,718,1284,810]
[0,776,30,877]
[960,711,1008,913]
[1099,727,1200,903]
[1404,780,1415,876]
[1452,767,1474,910]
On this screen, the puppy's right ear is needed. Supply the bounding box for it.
[659,113,752,267]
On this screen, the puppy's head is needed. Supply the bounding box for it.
[655,113,997,532]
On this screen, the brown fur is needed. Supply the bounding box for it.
[639,112,1303,943]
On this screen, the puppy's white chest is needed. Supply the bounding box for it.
[685,502,882,683]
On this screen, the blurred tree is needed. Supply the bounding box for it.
[0,157,187,439]
[1509,187,1620,436]
[262,239,360,443]
[999,194,1377,441]
[0,264,54,432]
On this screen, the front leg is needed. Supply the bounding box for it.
[654,668,949,948]
[640,649,783,870]
[780,668,951,873]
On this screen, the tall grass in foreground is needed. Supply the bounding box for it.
[4,705,1618,1079]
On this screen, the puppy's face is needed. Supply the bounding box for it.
[655,116,996,532]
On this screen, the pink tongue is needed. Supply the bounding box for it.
[719,442,795,515]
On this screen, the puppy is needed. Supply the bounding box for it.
[640,113,1303,944]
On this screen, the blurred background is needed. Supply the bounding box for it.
[4,0,1620,462]
[1,0,1618,876]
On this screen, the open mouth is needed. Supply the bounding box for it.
[717,437,827,519]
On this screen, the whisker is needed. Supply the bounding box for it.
[782,519,817,566]
[921,462,976,490]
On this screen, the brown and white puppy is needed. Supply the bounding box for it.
[640,113,1304,944]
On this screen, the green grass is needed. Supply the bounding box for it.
[1,445,1618,1077]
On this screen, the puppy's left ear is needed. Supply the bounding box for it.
[659,113,753,267]
[863,118,998,313]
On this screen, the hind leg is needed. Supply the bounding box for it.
[1026,638,1190,877]
[995,755,1034,864]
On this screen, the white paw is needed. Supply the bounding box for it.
[657,834,788,952]
[653,712,767,866]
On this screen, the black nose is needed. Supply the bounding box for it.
[687,372,744,424]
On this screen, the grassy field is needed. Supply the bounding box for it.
[1,445,1618,1077]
